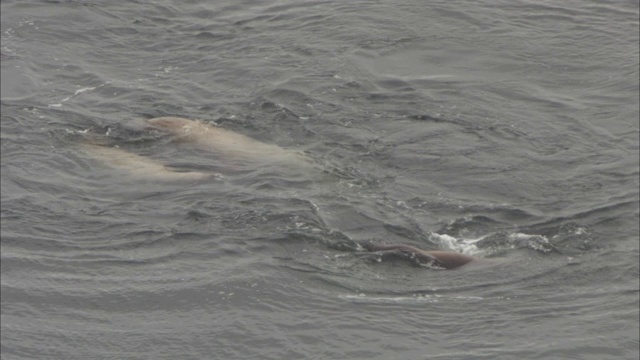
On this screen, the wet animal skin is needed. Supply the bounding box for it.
[360,243,477,269]
[84,116,478,268]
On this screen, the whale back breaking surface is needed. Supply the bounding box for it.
[78,115,321,186]
[81,117,478,269]
[146,117,309,165]
[362,243,476,269]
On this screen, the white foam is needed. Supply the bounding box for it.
[508,233,553,252]
[429,232,485,255]
[47,83,106,108]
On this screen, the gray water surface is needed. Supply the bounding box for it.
[1,1,639,359]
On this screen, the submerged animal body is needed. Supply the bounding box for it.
[81,143,216,181]
[80,116,484,269]
[146,117,309,165]
[81,116,312,182]
[361,243,477,269]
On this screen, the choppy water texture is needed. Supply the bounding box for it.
[1,1,639,359]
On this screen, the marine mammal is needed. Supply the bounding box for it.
[360,242,477,269]
[146,117,309,165]
[81,143,218,181]
[81,116,311,181]
[81,116,489,269]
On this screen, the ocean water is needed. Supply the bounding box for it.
[1,1,638,359]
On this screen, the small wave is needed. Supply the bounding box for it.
[339,293,484,304]
[48,83,108,108]
[429,229,567,256]
[507,233,555,253]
